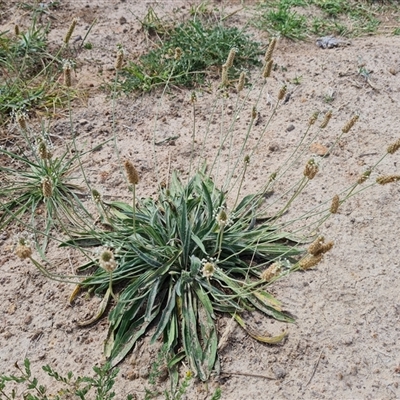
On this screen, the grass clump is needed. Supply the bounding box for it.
[254,0,382,39]
[0,15,87,124]
[0,119,92,252]
[119,19,262,92]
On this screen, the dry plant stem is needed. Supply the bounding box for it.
[274,176,309,220]
[223,80,270,191]
[132,184,136,233]
[111,69,124,180]
[151,59,181,184]
[233,158,249,209]
[28,256,84,284]
[187,97,197,180]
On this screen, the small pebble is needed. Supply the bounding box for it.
[286,124,295,132]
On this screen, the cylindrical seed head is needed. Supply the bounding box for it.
[330,194,340,213]
[221,64,229,87]
[299,254,323,270]
[278,85,287,101]
[387,138,400,155]
[264,37,277,63]
[64,18,77,44]
[303,159,319,180]
[320,111,332,129]
[42,177,53,198]
[38,140,51,160]
[309,111,319,126]
[308,236,324,256]
[115,49,124,70]
[225,48,236,69]
[262,59,273,79]
[342,115,359,133]
[261,262,281,281]
[237,71,246,92]
[376,175,400,185]
[15,25,20,36]
[124,160,139,185]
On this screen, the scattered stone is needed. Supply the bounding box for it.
[139,366,150,379]
[310,142,329,156]
[269,142,280,152]
[119,16,127,25]
[24,315,33,325]
[272,364,287,379]
[286,124,295,132]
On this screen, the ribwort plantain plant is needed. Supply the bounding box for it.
[0,116,92,252]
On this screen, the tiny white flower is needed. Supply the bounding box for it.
[99,249,117,272]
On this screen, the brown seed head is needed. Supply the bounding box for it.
[342,115,359,133]
[320,111,332,129]
[357,169,371,184]
[15,239,32,260]
[63,61,72,87]
[174,47,182,61]
[115,49,124,70]
[261,262,281,281]
[64,18,77,44]
[38,141,51,160]
[376,175,400,185]
[278,85,287,101]
[221,64,229,87]
[42,177,53,198]
[303,159,319,180]
[124,160,139,185]
[320,241,334,254]
[251,106,258,120]
[387,138,400,155]
[330,194,340,214]
[299,254,323,270]
[308,236,324,256]
[262,59,273,79]
[264,37,277,63]
[225,48,236,68]
[16,111,28,130]
[309,111,319,126]
[237,71,246,92]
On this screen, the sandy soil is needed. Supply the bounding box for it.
[1,1,400,399]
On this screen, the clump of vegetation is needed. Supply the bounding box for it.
[0,15,91,124]
[254,0,383,39]
[119,18,262,92]
[0,359,133,400]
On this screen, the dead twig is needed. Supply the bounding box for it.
[306,348,324,386]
